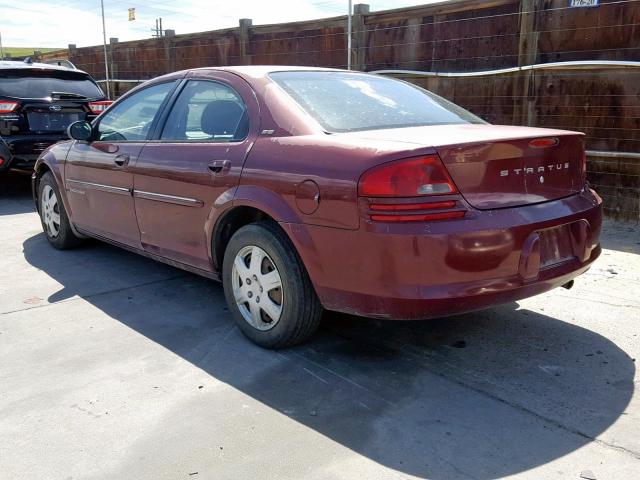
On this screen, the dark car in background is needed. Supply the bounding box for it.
[0,60,111,172]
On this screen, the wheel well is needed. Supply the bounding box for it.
[33,163,51,207]
[35,162,51,178]
[213,206,277,270]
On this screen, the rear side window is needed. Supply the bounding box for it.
[0,69,103,99]
[160,80,248,142]
[270,71,485,133]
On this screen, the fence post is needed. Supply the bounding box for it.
[239,18,253,65]
[352,3,370,71]
[405,17,421,71]
[515,0,541,126]
[109,38,118,97]
[163,33,176,78]
[67,44,76,64]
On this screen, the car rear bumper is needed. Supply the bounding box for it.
[283,188,603,320]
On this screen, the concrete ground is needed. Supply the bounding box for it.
[0,170,638,480]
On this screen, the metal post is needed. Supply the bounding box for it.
[100,0,111,99]
[347,0,352,70]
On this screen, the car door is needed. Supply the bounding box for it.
[132,72,260,271]
[64,81,179,248]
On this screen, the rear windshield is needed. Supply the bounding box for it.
[0,69,104,99]
[270,71,485,133]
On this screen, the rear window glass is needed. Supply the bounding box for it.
[269,71,485,133]
[0,69,104,99]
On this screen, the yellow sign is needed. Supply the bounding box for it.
[128,8,135,21]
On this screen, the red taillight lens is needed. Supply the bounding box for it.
[529,137,559,148]
[371,211,465,223]
[0,101,19,114]
[358,155,457,197]
[89,101,113,115]
[370,200,456,212]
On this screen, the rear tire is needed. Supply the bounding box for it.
[222,221,323,349]
[38,171,82,249]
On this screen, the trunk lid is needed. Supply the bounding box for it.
[342,124,585,210]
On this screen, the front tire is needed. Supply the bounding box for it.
[222,221,322,349]
[38,171,82,249]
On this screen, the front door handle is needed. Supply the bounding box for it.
[114,154,130,167]
[208,159,231,175]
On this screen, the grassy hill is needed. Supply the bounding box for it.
[3,47,64,58]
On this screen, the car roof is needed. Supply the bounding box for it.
[190,65,348,79]
[0,60,90,75]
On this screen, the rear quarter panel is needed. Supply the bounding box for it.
[239,135,434,230]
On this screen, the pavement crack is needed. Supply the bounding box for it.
[554,294,640,309]
[284,350,397,407]
[0,274,188,317]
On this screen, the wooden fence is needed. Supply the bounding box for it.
[37,0,640,221]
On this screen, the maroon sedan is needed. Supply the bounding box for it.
[32,66,602,348]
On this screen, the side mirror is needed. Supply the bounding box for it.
[67,121,93,141]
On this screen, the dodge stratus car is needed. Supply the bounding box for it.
[32,66,602,348]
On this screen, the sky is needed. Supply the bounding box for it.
[0,0,441,49]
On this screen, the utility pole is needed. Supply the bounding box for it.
[100,0,111,99]
[347,0,352,70]
[152,18,164,37]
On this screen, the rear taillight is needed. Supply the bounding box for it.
[359,155,466,222]
[370,211,465,223]
[89,101,113,115]
[358,155,458,197]
[0,101,19,114]
[529,137,559,148]
[370,200,456,212]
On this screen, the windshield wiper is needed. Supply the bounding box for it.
[50,91,88,100]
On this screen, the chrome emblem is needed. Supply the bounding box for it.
[500,163,570,177]
[49,104,62,112]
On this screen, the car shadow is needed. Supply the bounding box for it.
[21,232,635,479]
[0,170,36,215]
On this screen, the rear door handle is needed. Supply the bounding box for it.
[114,154,130,167]
[208,159,231,175]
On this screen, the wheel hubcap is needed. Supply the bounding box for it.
[232,245,283,331]
[41,185,61,238]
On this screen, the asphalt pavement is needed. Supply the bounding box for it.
[1,170,638,480]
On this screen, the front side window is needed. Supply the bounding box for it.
[270,71,486,133]
[160,80,248,142]
[97,81,176,141]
